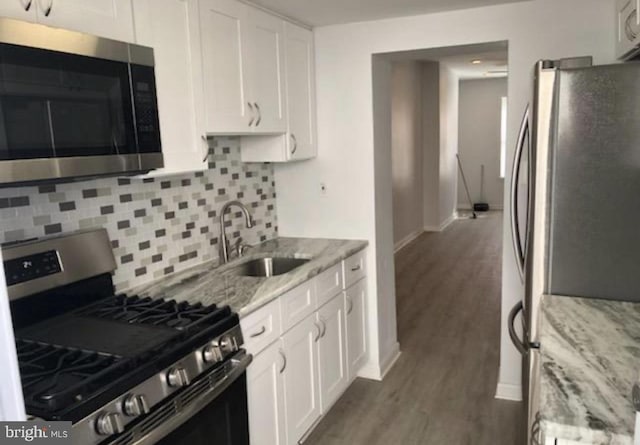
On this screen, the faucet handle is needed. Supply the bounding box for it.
[233,237,252,258]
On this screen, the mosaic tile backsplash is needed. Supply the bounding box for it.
[0,137,278,291]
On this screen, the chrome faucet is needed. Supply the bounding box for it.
[219,200,254,264]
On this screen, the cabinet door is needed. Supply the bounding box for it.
[0,0,37,22]
[246,8,286,133]
[36,0,135,42]
[247,340,287,445]
[317,295,347,413]
[345,279,367,379]
[282,313,321,445]
[197,0,253,133]
[284,23,317,160]
[132,0,208,176]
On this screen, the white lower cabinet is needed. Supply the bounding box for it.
[247,340,287,445]
[345,278,368,380]
[282,313,321,445]
[245,250,368,445]
[317,295,348,413]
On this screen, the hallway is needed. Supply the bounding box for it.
[305,212,522,445]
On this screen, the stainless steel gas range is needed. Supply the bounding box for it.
[3,229,251,445]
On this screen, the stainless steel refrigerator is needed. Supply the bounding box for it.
[507,58,640,444]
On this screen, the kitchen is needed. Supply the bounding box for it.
[0,0,638,444]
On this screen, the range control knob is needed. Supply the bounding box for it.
[202,343,221,364]
[167,366,190,388]
[95,412,124,436]
[218,334,238,355]
[123,394,150,417]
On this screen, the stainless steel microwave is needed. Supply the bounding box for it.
[0,18,163,185]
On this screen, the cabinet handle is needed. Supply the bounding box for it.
[247,102,255,126]
[42,0,53,16]
[201,135,210,162]
[346,296,354,315]
[278,349,287,373]
[313,322,322,342]
[290,134,298,155]
[24,0,32,11]
[626,9,638,40]
[351,264,361,272]
[249,325,266,338]
[319,319,327,338]
[254,102,261,126]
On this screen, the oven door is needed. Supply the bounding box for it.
[156,372,249,445]
[110,351,252,445]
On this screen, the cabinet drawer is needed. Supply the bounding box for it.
[343,250,366,289]
[316,263,343,308]
[280,281,317,331]
[241,298,281,356]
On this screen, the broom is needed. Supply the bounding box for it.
[473,164,490,212]
[456,154,477,219]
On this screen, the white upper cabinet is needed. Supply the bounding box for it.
[0,0,37,22]
[240,22,317,162]
[132,0,208,176]
[247,8,287,133]
[195,0,286,135]
[36,0,135,42]
[284,22,317,160]
[0,0,135,42]
[197,0,253,132]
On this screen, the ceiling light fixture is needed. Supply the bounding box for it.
[471,59,482,64]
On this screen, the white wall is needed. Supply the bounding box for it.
[391,61,424,246]
[458,78,508,210]
[438,65,459,227]
[421,62,441,231]
[275,0,616,388]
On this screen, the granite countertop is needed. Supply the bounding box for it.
[540,295,640,444]
[128,237,368,317]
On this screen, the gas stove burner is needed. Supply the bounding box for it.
[17,340,129,416]
[15,293,239,422]
[4,229,247,445]
[78,295,224,331]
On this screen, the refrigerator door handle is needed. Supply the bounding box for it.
[510,105,530,282]
[508,301,527,355]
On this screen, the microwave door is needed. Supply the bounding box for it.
[0,43,136,160]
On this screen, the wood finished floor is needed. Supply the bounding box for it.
[304,211,522,445]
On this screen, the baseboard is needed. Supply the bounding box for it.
[424,212,456,232]
[495,382,523,401]
[357,342,401,381]
[379,343,401,379]
[394,229,423,254]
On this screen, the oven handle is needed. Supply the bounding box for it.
[126,350,253,445]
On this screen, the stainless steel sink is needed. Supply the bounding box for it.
[226,257,310,277]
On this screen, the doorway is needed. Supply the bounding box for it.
[304,41,520,445]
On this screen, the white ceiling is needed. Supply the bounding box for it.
[384,41,508,79]
[249,0,529,26]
